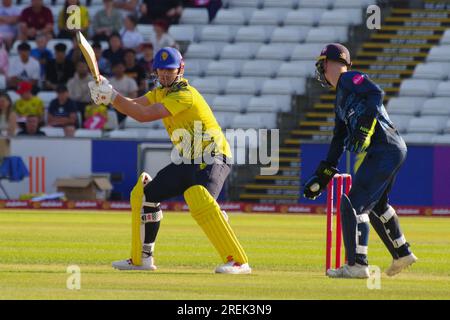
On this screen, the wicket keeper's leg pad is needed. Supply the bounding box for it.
[131,173,162,265]
[370,205,409,258]
[340,194,370,265]
[184,185,248,264]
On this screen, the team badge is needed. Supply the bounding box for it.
[161,51,169,60]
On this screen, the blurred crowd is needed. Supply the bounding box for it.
[0,0,223,137]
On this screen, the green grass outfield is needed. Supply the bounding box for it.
[0,210,449,300]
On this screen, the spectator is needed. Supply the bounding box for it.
[0,36,8,87]
[47,85,78,134]
[124,49,147,94]
[44,43,75,90]
[0,0,21,49]
[102,32,125,67]
[7,42,40,90]
[183,0,222,22]
[93,0,123,42]
[58,0,90,39]
[17,115,46,136]
[67,61,93,122]
[0,92,17,136]
[92,42,111,77]
[18,0,54,41]
[84,103,108,130]
[138,42,154,76]
[30,34,54,81]
[140,0,183,25]
[109,60,138,124]
[150,19,178,54]
[67,36,83,65]
[120,15,144,51]
[113,0,140,17]
[13,81,44,127]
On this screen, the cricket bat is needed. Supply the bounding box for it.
[76,31,100,84]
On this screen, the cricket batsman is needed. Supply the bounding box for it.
[303,43,418,278]
[88,47,251,274]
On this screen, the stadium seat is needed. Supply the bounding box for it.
[10,41,37,56]
[212,95,252,112]
[284,9,324,26]
[402,133,435,144]
[220,43,261,60]
[231,113,277,129]
[183,59,208,78]
[291,43,326,60]
[421,98,450,116]
[435,81,450,97]
[319,9,362,26]
[407,116,447,134]
[180,8,209,25]
[234,26,273,43]
[0,75,5,90]
[305,27,348,43]
[38,91,57,107]
[88,5,104,19]
[426,45,450,62]
[7,91,19,103]
[263,0,300,8]
[124,116,153,129]
[145,129,169,140]
[47,39,73,55]
[255,44,295,60]
[227,0,263,8]
[387,97,426,116]
[270,26,310,43]
[137,24,156,41]
[389,115,413,133]
[214,111,236,128]
[440,29,450,44]
[413,62,450,80]
[261,78,306,95]
[191,77,228,95]
[185,43,223,59]
[198,25,236,42]
[108,129,140,139]
[212,9,248,25]
[298,0,335,9]
[444,119,450,133]
[205,60,243,77]
[241,60,281,77]
[104,110,119,131]
[248,9,289,26]
[247,95,292,112]
[168,25,197,42]
[40,126,65,138]
[431,134,450,144]
[399,79,439,97]
[334,0,370,8]
[74,129,103,138]
[277,61,315,77]
[225,77,262,95]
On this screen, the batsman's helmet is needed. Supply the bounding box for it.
[153,47,185,72]
[315,43,352,87]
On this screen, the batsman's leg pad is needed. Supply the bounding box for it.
[131,172,162,266]
[184,185,248,264]
[370,206,410,257]
[340,194,370,265]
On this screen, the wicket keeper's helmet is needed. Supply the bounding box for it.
[153,47,185,73]
[315,43,352,87]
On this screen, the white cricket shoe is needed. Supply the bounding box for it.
[386,253,418,277]
[326,263,370,279]
[215,260,252,274]
[112,256,157,271]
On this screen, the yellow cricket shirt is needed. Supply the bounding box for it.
[14,97,44,118]
[145,78,232,160]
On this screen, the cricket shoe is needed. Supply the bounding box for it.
[112,256,157,271]
[385,253,418,277]
[215,260,252,274]
[326,263,370,279]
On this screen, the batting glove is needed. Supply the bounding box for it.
[88,75,118,105]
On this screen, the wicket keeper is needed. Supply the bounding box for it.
[303,43,418,278]
[88,47,251,274]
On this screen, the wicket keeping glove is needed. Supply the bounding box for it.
[88,75,118,105]
[303,161,339,200]
[346,116,377,153]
